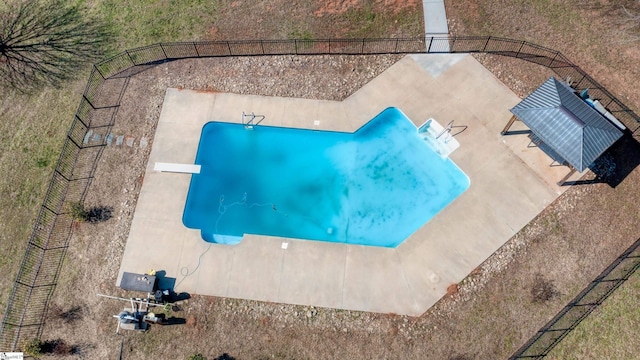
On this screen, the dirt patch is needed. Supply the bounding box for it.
[314,0,361,16]
[446,283,459,297]
[530,273,560,304]
[376,0,420,14]
[314,0,419,17]
[186,315,197,328]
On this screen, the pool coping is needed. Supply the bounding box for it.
[117,54,584,315]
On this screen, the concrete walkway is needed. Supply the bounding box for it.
[423,0,451,52]
[117,54,582,315]
[423,0,449,36]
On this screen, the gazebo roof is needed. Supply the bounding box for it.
[510,77,623,172]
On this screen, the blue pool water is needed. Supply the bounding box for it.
[183,107,469,248]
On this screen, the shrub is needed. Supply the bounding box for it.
[67,201,88,221]
[22,337,77,357]
[22,338,44,358]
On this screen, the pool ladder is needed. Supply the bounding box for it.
[436,120,455,140]
[242,112,265,129]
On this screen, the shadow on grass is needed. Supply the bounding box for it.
[560,134,640,188]
[601,134,640,188]
[85,206,114,223]
[214,354,236,360]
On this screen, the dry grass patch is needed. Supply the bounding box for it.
[208,0,423,40]
[0,81,85,314]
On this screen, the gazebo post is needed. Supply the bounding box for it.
[501,115,519,135]
[557,167,578,186]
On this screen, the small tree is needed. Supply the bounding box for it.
[67,201,89,222]
[21,338,76,357]
[22,338,44,358]
[0,0,112,91]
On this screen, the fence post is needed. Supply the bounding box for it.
[94,65,106,80]
[517,41,525,58]
[159,43,168,59]
[125,50,135,65]
[66,128,84,150]
[83,95,96,110]
[226,41,232,56]
[193,42,200,57]
[604,98,615,108]
[260,40,265,55]
[550,51,559,68]
[576,72,587,88]
[483,36,491,52]
[50,168,72,187]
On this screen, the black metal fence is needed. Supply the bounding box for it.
[89,37,640,132]
[1,36,639,352]
[0,75,129,351]
[510,236,640,359]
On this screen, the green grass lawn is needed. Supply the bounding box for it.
[96,0,219,49]
[0,85,83,313]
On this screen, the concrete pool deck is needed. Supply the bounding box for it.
[117,54,584,316]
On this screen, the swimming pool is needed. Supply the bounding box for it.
[183,107,469,247]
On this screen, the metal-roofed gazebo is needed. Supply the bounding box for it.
[504,77,623,173]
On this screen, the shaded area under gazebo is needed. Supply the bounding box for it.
[502,77,624,183]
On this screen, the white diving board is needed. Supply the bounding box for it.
[154,162,201,174]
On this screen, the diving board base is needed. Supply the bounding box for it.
[154,162,201,174]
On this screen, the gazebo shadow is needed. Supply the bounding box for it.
[600,134,640,188]
[564,134,640,188]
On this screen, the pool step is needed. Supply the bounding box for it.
[418,118,460,159]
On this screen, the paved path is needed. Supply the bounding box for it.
[117,54,582,315]
[423,0,449,36]
[423,0,449,51]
